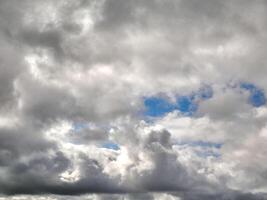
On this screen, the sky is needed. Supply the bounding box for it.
[1,0,267,199]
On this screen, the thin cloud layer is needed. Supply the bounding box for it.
[0,0,267,199]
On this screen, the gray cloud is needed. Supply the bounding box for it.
[0,0,267,199]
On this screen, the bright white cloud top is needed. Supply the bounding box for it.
[0,0,267,199]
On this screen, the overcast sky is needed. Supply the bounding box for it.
[1,0,267,199]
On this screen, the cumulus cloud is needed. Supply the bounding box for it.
[0,0,267,199]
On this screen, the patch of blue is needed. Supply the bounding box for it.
[144,97,177,117]
[102,142,120,150]
[240,83,257,91]
[144,95,197,117]
[250,92,265,107]
[176,96,197,114]
[197,85,213,100]
[240,83,266,107]
[191,141,222,149]
[175,141,222,149]
[196,151,221,158]
[73,123,88,131]
[144,86,213,117]
[143,86,214,117]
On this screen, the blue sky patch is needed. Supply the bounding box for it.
[102,142,120,150]
[175,141,222,149]
[240,82,266,107]
[72,122,89,131]
[176,96,197,114]
[190,141,222,149]
[144,97,177,117]
[196,85,213,100]
[195,150,221,158]
[144,86,213,117]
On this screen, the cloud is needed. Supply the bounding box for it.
[1,192,267,200]
[0,0,267,199]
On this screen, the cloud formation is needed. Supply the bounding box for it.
[1,0,267,199]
